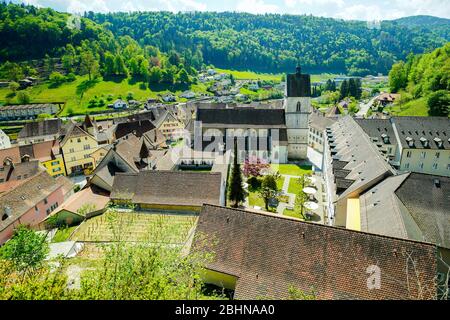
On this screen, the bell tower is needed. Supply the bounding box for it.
[284,66,311,160]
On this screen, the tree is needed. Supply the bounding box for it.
[243,156,270,177]
[228,141,245,208]
[427,90,450,116]
[389,61,407,93]
[259,174,279,211]
[114,55,127,76]
[1,62,24,81]
[339,80,349,100]
[177,68,190,84]
[8,81,19,93]
[49,71,65,86]
[80,52,99,81]
[104,52,116,76]
[0,226,49,272]
[294,176,308,219]
[17,91,31,104]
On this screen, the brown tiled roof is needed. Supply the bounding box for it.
[115,120,156,139]
[0,140,61,165]
[0,160,42,193]
[111,171,222,207]
[18,119,63,139]
[0,171,62,232]
[192,205,438,300]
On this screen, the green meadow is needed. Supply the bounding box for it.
[0,75,210,116]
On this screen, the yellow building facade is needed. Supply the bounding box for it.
[42,156,66,178]
[61,125,99,175]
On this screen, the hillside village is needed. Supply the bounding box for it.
[0,64,449,300]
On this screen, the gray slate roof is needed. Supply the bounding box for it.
[18,119,63,139]
[197,107,286,127]
[360,172,450,249]
[392,117,450,150]
[110,171,222,207]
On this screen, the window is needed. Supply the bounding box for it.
[77,138,81,143]
[432,163,438,170]
[435,152,440,159]
[404,163,410,169]
[296,101,301,112]
[406,151,411,158]
[71,157,76,161]
[84,154,90,159]
[51,161,59,166]
[52,168,61,173]
[44,198,48,205]
[69,148,75,153]
[420,151,426,159]
[35,206,38,212]
[419,163,424,169]
[84,145,91,150]
[0,178,4,183]
[447,164,450,170]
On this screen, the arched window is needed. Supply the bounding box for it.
[296,101,301,112]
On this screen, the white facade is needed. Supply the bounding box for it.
[0,130,11,149]
[285,97,311,160]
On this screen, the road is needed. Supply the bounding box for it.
[356,96,378,117]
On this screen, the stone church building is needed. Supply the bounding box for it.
[194,66,311,163]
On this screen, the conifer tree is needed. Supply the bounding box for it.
[228,140,245,208]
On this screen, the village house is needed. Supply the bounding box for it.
[0,171,66,245]
[88,135,151,192]
[17,118,64,145]
[191,204,445,300]
[376,92,401,107]
[0,139,65,178]
[0,103,60,120]
[0,159,43,194]
[110,170,224,212]
[60,121,99,175]
[110,99,128,110]
[0,129,11,149]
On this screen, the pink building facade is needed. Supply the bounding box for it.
[0,186,64,245]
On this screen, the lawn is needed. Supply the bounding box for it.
[0,75,210,116]
[52,226,77,243]
[288,177,304,195]
[71,211,197,244]
[386,97,429,116]
[216,68,340,83]
[215,68,283,82]
[271,164,312,176]
[283,209,304,220]
[247,176,284,209]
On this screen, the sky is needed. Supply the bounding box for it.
[14,0,450,21]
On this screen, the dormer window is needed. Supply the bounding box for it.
[434,137,443,148]
[406,137,414,147]
[420,137,429,148]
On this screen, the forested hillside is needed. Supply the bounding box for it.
[88,11,449,76]
[388,42,449,116]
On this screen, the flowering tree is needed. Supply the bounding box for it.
[243,156,270,177]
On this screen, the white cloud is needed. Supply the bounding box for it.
[236,0,280,14]
[67,0,109,13]
[285,0,344,8]
[334,4,405,21]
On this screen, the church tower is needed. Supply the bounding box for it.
[284,66,311,160]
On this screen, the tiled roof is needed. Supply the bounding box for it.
[328,116,395,200]
[111,171,222,207]
[115,120,156,139]
[0,171,62,232]
[0,160,42,193]
[360,172,450,249]
[392,117,450,150]
[192,205,438,300]
[18,119,62,139]
[197,107,286,127]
